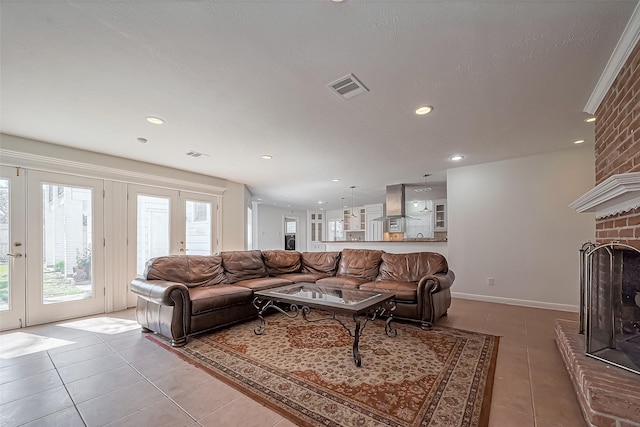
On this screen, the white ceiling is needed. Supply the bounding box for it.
[1,1,637,211]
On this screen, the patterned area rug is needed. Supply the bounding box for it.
[149,313,499,427]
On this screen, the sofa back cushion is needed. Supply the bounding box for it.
[301,252,341,275]
[221,250,268,283]
[376,251,448,282]
[144,255,228,288]
[336,249,383,281]
[262,250,302,275]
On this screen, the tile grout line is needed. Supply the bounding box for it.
[524,318,539,427]
[40,347,88,427]
[100,337,200,426]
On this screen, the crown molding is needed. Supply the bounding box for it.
[584,2,640,114]
[0,149,226,196]
[570,172,640,219]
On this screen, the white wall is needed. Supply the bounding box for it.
[254,204,307,251]
[1,134,247,252]
[447,147,595,311]
[220,181,249,251]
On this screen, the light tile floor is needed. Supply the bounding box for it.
[0,299,585,427]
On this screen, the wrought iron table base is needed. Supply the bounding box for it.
[252,297,396,367]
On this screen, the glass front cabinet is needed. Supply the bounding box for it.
[434,199,447,232]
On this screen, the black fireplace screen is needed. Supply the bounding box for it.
[581,243,640,375]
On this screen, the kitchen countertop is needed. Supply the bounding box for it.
[322,239,447,243]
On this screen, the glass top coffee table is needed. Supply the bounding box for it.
[252,283,396,366]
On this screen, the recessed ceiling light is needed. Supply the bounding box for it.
[331,179,340,182]
[146,116,165,125]
[256,198,262,201]
[574,139,585,144]
[415,106,433,115]
[584,117,596,123]
[137,137,147,144]
[331,0,344,3]
[450,155,464,161]
[261,155,273,160]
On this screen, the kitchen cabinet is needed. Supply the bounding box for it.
[308,211,323,242]
[434,199,447,231]
[365,204,384,241]
[343,207,366,231]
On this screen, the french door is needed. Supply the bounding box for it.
[0,169,105,330]
[127,185,218,306]
[0,167,26,330]
[26,171,105,325]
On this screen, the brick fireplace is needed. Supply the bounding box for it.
[564,12,640,427]
[593,38,640,250]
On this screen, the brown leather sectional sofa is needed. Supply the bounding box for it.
[130,248,455,347]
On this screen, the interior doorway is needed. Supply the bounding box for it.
[284,217,298,251]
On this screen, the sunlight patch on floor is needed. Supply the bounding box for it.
[0,332,73,359]
[57,317,139,335]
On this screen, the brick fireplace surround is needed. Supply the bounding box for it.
[561,25,640,427]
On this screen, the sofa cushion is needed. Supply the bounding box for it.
[336,249,383,281]
[316,276,368,288]
[221,250,268,283]
[376,252,448,282]
[233,277,293,292]
[189,284,253,315]
[301,252,340,275]
[275,272,330,283]
[359,280,417,303]
[262,250,302,276]
[144,255,228,288]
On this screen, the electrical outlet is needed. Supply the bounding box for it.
[487,277,494,286]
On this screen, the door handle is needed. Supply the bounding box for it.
[6,253,23,258]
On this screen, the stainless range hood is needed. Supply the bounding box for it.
[373,184,414,233]
[385,184,406,218]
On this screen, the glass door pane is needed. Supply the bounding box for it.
[0,179,10,312]
[41,184,94,304]
[185,200,211,255]
[136,195,170,275]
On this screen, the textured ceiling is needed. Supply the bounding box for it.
[1,1,636,210]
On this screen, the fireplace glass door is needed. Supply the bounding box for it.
[587,243,640,375]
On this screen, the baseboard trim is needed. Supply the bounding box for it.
[451,292,579,313]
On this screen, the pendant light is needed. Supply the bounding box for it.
[339,198,345,223]
[350,186,357,217]
[423,174,431,212]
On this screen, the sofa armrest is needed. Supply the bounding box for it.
[414,270,455,325]
[131,278,189,306]
[419,270,455,294]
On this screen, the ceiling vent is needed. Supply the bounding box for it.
[185,150,209,158]
[327,73,369,99]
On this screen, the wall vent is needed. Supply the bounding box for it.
[327,73,369,99]
[185,150,209,158]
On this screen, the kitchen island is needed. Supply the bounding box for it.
[321,240,448,258]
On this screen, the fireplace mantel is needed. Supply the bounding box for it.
[570,172,640,219]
